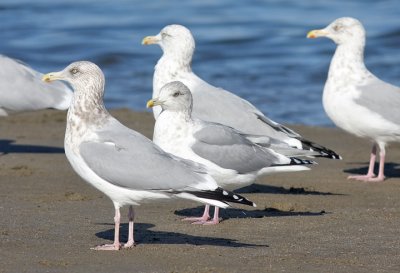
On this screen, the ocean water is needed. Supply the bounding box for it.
[1,0,399,126]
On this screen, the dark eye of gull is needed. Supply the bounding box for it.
[173,91,180,97]
[70,68,79,75]
[333,25,342,32]
[161,32,171,39]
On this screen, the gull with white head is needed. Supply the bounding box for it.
[147,81,315,225]
[142,24,341,160]
[0,55,72,115]
[307,17,400,182]
[42,61,255,250]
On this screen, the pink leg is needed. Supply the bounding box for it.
[348,144,377,180]
[365,149,386,182]
[91,208,121,251]
[200,207,220,225]
[123,206,136,248]
[182,205,210,222]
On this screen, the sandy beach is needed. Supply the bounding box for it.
[0,109,399,273]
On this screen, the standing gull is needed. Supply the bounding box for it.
[42,61,255,250]
[147,81,315,224]
[307,17,400,182]
[142,24,341,159]
[0,55,71,115]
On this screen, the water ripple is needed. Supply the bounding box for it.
[1,0,399,126]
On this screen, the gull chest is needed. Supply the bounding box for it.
[153,113,193,156]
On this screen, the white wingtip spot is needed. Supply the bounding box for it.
[233,195,239,200]
[222,190,229,196]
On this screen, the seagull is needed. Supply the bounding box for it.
[307,17,400,182]
[147,81,315,224]
[0,55,72,115]
[142,24,341,160]
[42,61,256,250]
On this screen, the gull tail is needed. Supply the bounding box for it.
[297,138,342,160]
[258,157,315,176]
[288,157,317,166]
[177,187,256,208]
[254,113,341,160]
[271,157,317,167]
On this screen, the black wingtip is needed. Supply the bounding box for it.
[299,138,342,160]
[289,157,318,165]
[186,187,256,207]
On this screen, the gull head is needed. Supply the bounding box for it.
[147,81,192,113]
[307,17,366,46]
[142,24,195,61]
[42,61,105,94]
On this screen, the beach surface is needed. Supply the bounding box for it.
[0,109,399,273]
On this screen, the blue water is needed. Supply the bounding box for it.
[1,0,399,126]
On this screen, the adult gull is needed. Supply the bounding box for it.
[0,55,71,115]
[142,24,341,159]
[147,81,315,224]
[307,17,400,182]
[42,61,255,250]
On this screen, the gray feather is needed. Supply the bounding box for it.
[192,123,280,174]
[355,78,400,125]
[79,120,209,191]
[0,55,72,114]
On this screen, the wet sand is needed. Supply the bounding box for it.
[0,109,399,273]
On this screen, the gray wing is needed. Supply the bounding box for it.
[191,122,281,174]
[190,80,301,142]
[254,113,301,138]
[355,77,400,125]
[190,81,343,158]
[0,55,72,114]
[79,119,209,191]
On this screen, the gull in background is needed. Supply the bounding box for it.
[142,24,341,160]
[307,17,400,182]
[42,61,255,250]
[0,55,71,115]
[147,81,315,224]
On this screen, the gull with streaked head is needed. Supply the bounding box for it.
[42,61,256,250]
[307,17,400,182]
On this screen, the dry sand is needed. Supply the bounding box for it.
[0,109,399,273]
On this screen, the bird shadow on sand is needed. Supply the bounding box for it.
[235,183,342,196]
[0,139,64,154]
[95,222,267,248]
[175,206,327,222]
[343,161,400,178]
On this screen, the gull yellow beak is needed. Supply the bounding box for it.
[307,29,328,39]
[146,99,156,108]
[146,99,154,108]
[142,36,158,45]
[42,72,62,83]
[147,98,163,108]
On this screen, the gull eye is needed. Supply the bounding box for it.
[333,25,342,32]
[70,68,79,75]
[172,91,180,97]
[161,32,170,39]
